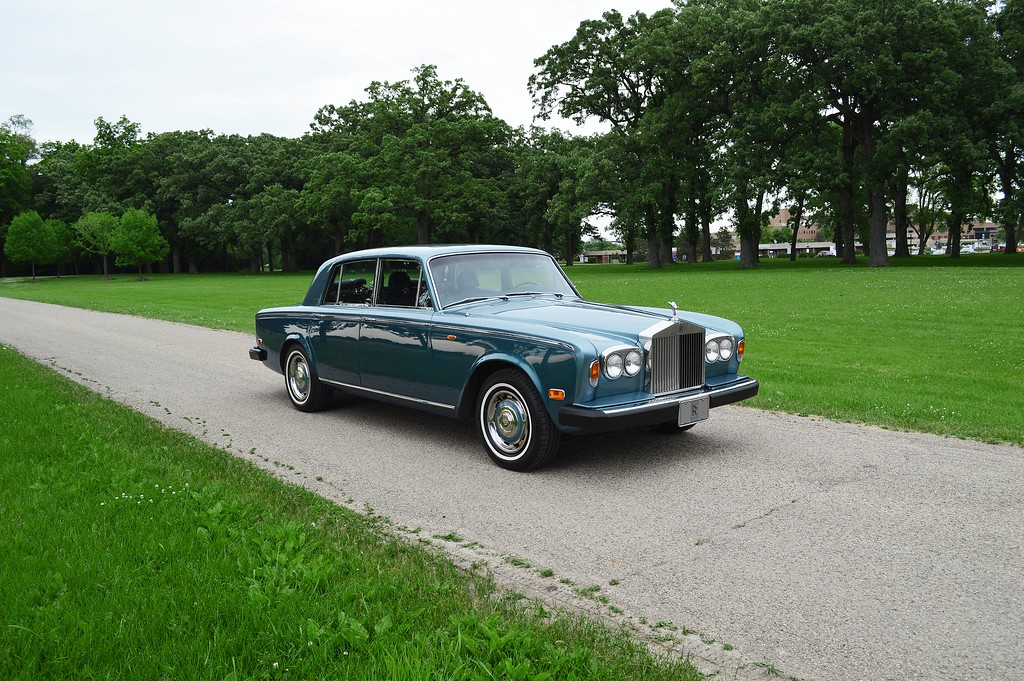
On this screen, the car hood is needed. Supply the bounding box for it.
[450,297,742,346]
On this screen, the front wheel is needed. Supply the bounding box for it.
[284,345,332,412]
[477,369,560,471]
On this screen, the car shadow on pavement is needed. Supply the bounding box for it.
[254,384,746,475]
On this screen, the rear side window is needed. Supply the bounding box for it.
[323,259,376,305]
[379,259,426,308]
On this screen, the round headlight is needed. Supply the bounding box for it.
[605,352,624,379]
[705,339,720,363]
[719,337,734,361]
[624,350,643,376]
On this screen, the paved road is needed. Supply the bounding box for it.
[2,297,1021,681]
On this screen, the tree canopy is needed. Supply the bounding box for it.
[3,1,1022,277]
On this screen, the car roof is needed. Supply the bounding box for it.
[323,244,550,264]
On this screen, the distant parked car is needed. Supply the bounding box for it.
[248,245,759,471]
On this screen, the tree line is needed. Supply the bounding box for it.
[2,0,1022,277]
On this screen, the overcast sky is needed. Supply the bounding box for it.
[4,0,671,145]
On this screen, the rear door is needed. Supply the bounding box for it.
[358,259,444,407]
[307,258,376,388]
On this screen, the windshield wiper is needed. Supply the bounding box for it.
[503,291,564,298]
[442,296,503,309]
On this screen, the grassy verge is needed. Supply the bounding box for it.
[2,254,1021,446]
[0,344,700,680]
[568,255,1024,446]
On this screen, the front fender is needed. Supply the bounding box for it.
[455,347,580,422]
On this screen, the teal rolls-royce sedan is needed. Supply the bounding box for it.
[249,245,758,471]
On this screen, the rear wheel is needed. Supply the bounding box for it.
[477,369,560,471]
[284,345,332,412]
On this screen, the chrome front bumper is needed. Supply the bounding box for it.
[558,377,759,432]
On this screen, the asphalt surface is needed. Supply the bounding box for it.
[1,297,1021,681]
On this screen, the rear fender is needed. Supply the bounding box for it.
[277,333,315,375]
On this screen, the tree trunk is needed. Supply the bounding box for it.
[416,214,430,245]
[840,123,857,263]
[866,185,890,267]
[700,204,713,262]
[683,194,699,263]
[947,210,963,259]
[646,206,663,269]
[646,229,662,268]
[172,246,182,274]
[736,188,761,269]
[1009,213,1022,255]
[789,194,804,262]
[738,225,758,269]
[892,166,910,257]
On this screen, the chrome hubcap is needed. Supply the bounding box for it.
[288,355,309,401]
[484,386,530,458]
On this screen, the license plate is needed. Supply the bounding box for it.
[678,396,710,427]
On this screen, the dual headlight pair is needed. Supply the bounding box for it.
[706,336,735,363]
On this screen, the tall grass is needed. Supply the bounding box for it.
[0,344,700,680]
[1,253,1021,445]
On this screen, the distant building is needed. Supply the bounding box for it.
[768,209,1001,253]
[582,249,625,264]
[770,208,821,241]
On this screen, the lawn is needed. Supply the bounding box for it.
[2,253,1021,446]
[0,344,700,680]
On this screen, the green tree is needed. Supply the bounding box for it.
[531,9,683,268]
[72,211,119,276]
[4,210,55,280]
[930,0,1001,259]
[45,218,75,276]
[110,209,168,277]
[775,0,967,266]
[993,0,1024,255]
[77,116,145,214]
[0,115,36,227]
[32,140,90,224]
[313,65,510,247]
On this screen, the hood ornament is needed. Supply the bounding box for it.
[668,301,678,320]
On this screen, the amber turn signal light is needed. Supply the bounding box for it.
[548,389,565,400]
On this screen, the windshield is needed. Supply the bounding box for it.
[428,252,579,308]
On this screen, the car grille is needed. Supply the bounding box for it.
[650,326,705,395]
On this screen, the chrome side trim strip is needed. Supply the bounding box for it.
[320,379,457,412]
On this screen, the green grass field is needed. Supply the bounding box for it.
[2,253,1021,446]
[2,255,1020,678]
[0,345,700,680]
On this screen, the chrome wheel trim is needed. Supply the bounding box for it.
[482,383,531,460]
[286,351,311,404]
